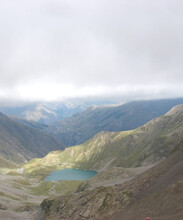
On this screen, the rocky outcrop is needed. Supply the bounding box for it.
[0,203,6,210]
[40,186,132,220]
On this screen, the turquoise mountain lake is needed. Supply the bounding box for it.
[45,169,97,181]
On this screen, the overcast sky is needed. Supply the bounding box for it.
[0,0,183,105]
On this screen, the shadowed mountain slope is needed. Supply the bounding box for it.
[11,116,49,131]
[0,112,65,165]
[50,98,183,146]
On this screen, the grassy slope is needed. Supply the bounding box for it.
[24,105,183,177]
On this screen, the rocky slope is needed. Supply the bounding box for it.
[0,112,65,165]
[103,139,183,220]
[48,98,183,146]
[39,136,183,220]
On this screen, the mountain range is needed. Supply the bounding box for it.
[45,98,183,146]
[0,99,117,125]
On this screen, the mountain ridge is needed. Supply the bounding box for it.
[0,100,117,125]
[49,98,183,146]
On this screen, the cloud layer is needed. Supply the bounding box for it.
[0,0,183,103]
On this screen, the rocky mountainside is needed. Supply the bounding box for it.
[0,112,65,166]
[36,105,183,220]
[103,138,183,220]
[49,98,183,146]
[40,138,183,220]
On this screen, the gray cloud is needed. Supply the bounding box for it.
[0,0,183,103]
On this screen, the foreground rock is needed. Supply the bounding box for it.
[40,186,131,220]
[0,203,6,210]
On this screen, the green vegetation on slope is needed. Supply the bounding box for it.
[31,180,82,196]
[23,105,183,177]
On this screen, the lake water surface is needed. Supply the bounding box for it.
[45,168,97,181]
